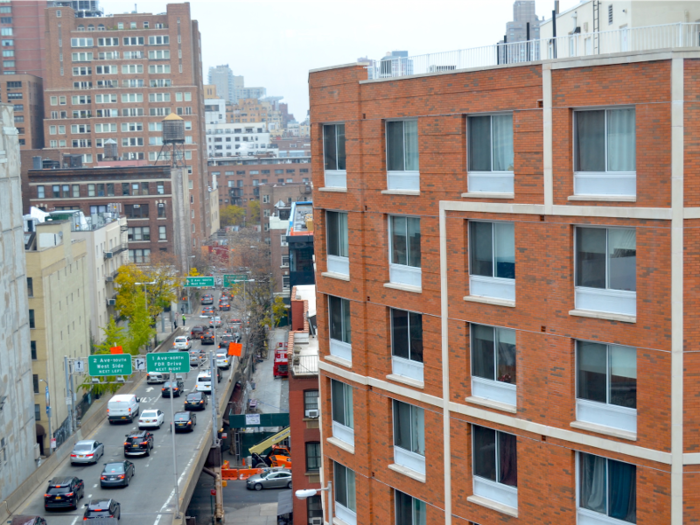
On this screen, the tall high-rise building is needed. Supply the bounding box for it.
[2,1,49,78]
[208,64,234,103]
[42,2,216,244]
[505,0,540,42]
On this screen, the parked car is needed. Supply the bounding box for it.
[246,470,292,491]
[70,440,104,465]
[124,431,154,456]
[161,379,185,397]
[100,461,135,488]
[138,409,164,429]
[184,391,208,411]
[173,411,196,432]
[44,476,84,510]
[146,372,167,384]
[83,499,121,520]
[190,326,205,339]
[201,294,214,305]
[173,335,192,351]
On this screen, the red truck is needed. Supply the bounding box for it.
[273,349,289,378]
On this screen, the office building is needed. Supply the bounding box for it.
[208,64,234,103]
[504,0,541,43]
[205,121,272,157]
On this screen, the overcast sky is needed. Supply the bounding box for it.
[101,0,583,120]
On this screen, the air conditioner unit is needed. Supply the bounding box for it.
[310,517,323,525]
[305,409,319,419]
[107,298,116,306]
[104,251,113,259]
[428,64,456,72]
[105,276,114,282]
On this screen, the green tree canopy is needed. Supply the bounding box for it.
[220,205,246,227]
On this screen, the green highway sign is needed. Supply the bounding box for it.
[88,354,133,377]
[146,352,191,374]
[223,274,248,287]
[186,276,215,288]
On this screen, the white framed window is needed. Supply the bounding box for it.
[578,453,636,524]
[149,64,171,74]
[574,108,636,197]
[473,425,518,509]
[123,36,144,46]
[95,64,117,74]
[71,94,91,105]
[574,227,636,317]
[121,93,143,103]
[471,324,516,406]
[469,221,515,302]
[71,124,90,134]
[386,119,419,191]
[468,113,514,193]
[388,215,421,288]
[94,93,117,104]
[331,379,354,446]
[94,123,116,133]
[327,211,349,276]
[97,37,118,46]
[122,137,144,147]
[158,226,167,240]
[122,64,143,74]
[334,462,356,525]
[149,92,171,102]
[329,296,351,363]
[72,66,91,76]
[392,400,425,475]
[148,50,170,60]
[71,52,93,61]
[184,92,192,101]
[324,123,346,188]
[281,255,289,267]
[121,122,143,132]
[49,125,57,135]
[148,35,169,45]
[576,340,636,433]
[395,491,426,525]
[391,308,423,383]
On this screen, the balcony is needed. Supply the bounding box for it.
[291,354,318,377]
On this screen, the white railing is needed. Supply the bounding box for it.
[366,22,700,80]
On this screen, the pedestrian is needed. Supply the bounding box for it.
[174,320,178,329]
[182,314,186,325]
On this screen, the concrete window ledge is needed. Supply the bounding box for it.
[570,421,637,441]
[384,282,422,294]
[319,187,348,193]
[327,436,355,455]
[386,374,424,390]
[464,295,516,308]
[333,518,353,525]
[381,189,420,196]
[465,396,517,414]
[567,194,636,202]
[325,354,352,369]
[569,309,636,324]
[467,495,518,518]
[388,463,426,483]
[322,271,350,282]
[461,192,515,200]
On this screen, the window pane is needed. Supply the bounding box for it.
[575,110,605,172]
[608,459,636,523]
[327,212,340,256]
[407,217,421,268]
[468,116,491,171]
[410,405,425,455]
[575,227,606,289]
[387,121,405,171]
[404,120,419,171]
[408,312,423,363]
[607,109,635,172]
[608,228,636,291]
[335,463,348,507]
[577,341,607,403]
[331,380,347,426]
[492,114,514,171]
[324,125,337,171]
[342,298,351,345]
[498,432,518,487]
[413,498,426,525]
[610,346,637,409]
[391,216,407,266]
[472,324,495,380]
[337,124,346,170]
[473,425,496,481]
[338,212,349,257]
[329,296,343,342]
[580,453,607,514]
[391,309,409,359]
[395,491,412,525]
[470,222,493,277]
[344,383,353,429]
[494,222,515,279]
[496,328,516,384]
[346,468,356,511]
[393,400,411,450]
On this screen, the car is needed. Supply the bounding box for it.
[230,318,241,326]
[70,440,104,465]
[201,332,215,345]
[245,470,292,491]
[173,411,196,432]
[195,372,212,394]
[123,431,154,456]
[10,516,48,525]
[190,326,205,339]
[200,306,215,318]
[184,391,208,410]
[83,499,121,520]
[209,316,222,328]
[44,476,84,510]
[162,379,185,398]
[201,294,214,305]
[100,461,135,488]
[189,350,205,367]
[219,334,234,348]
[216,352,231,369]
[146,372,167,384]
[138,409,164,429]
[219,303,230,311]
[173,335,192,351]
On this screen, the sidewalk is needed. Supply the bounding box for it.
[248,327,289,415]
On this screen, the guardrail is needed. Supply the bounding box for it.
[291,354,319,376]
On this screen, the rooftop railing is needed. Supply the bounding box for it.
[292,354,319,376]
[366,22,700,80]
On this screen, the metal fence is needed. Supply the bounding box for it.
[366,22,700,80]
[291,354,319,376]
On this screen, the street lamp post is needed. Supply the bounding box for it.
[296,483,332,525]
[38,378,52,456]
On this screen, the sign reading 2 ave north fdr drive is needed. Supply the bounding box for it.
[88,354,133,377]
[146,352,191,374]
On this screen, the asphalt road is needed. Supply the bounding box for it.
[14,292,238,525]
[186,474,280,522]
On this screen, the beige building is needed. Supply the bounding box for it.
[203,85,218,99]
[228,98,283,130]
[26,220,89,455]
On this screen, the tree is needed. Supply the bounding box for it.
[114,263,146,320]
[247,200,261,224]
[220,205,246,227]
[93,317,126,353]
[123,294,155,355]
[262,296,286,329]
[114,262,181,321]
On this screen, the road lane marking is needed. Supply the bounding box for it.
[71,517,80,525]
[93,484,98,488]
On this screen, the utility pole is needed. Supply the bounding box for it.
[64,356,73,435]
[39,379,52,456]
[168,368,181,521]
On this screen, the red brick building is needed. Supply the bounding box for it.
[310,49,699,525]
[4,1,49,78]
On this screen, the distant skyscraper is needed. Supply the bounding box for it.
[208,65,235,103]
[504,0,541,42]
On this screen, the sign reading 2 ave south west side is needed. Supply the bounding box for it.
[146,352,191,374]
[88,354,133,377]
[186,276,215,288]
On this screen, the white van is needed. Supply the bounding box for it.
[196,372,212,394]
[107,394,140,423]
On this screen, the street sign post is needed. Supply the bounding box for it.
[73,360,84,373]
[186,276,215,288]
[223,274,248,287]
[134,357,146,370]
[88,354,133,377]
[146,353,190,374]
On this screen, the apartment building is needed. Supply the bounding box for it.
[207,64,235,103]
[205,121,271,157]
[203,84,217,99]
[2,1,49,77]
[269,213,291,297]
[2,74,45,150]
[41,2,214,244]
[310,44,700,525]
[229,97,283,130]
[25,220,89,455]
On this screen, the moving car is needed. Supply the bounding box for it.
[209,316,222,328]
[189,350,205,367]
[245,470,292,491]
[184,391,208,410]
[107,394,140,423]
[138,409,164,429]
[173,335,192,351]
[201,294,214,305]
[195,372,212,393]
[190,326,205,339]
[100,461,135,488]
[201,332,215,345]
[173,411,196,432]
[216,352,231,369]
[70,440,104,465]
[83,499,121,520]
[219,334,234,348]
[200,306,215,318]
[161,379,185,397]
[219,302,230,311]
[123,431,154,456]
[146,372,167,384]
[44,476,84,510]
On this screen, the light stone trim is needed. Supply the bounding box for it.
[321,271,350,282]
[467,495,518,518]
[388,463,426,483]
[461,192,514,200]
